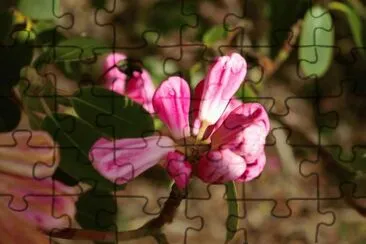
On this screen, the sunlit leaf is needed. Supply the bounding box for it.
[202,25,228,48]
[299,5,334,78]
[189,62,204,89]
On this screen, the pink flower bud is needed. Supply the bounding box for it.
[164,151,192,189]
[197,149,246,183]
[125,70,155,113]
[103,53,155,113]
[103,53,128,94]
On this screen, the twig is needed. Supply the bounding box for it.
[50,184,185,242]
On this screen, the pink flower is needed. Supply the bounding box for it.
[89,136,175,184]
[90,53,270,188]
[103,52,155,113]
[0,131,79,242]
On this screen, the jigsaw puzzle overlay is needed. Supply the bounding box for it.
[2,0,366,243]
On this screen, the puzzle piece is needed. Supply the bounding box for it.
[3,0,366,243]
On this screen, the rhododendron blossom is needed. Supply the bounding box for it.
[90,53,270,189]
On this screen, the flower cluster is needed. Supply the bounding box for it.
[90,52,270,189]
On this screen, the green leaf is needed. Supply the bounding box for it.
[143,56,178,86]
[225,181,238,242]
[299,5,335,78]
[189,62,204,89]
[0,43,33,87]
[76,189,117,231]
[328,2,364,52]
[0,97,21,132]
[202,25,228,48]
[17,0,60,20]
[32,20,57,34]
[41,113,125,191]
[33,37,108,69]
[71,87,155,139]
[146,1,197,34]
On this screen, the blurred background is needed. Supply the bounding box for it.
[2,0,366,243]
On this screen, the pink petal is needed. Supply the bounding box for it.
[197,149,246,184]
[103,53,127,94]
[0,199,50,243]
[197,53,247,125]
[125,69,156,113]
[0,131,59,178]
[89,136,175,184]
[152,76,191,140]
[237,150,266,182]
[211,103,270,162]
[0,173,79,231]
[163,151,192,189]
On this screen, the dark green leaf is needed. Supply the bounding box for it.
[0,96,21,132]
[202,25,228,48]
[225,181,238,242]
[328,2,364,52]
[299,5,334,78]
[52,168,79,186]
[33,20,57,34]
[33,37,109,69]
[71,87,155,139]
[34,28,65,46]
[17,0,60,20]
[76,189,117,231]
[41,113,125,191]
[0,10,13,42]
[0,43,33,87]
[146,1,198,34]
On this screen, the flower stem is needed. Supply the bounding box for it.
[50,184,185,242]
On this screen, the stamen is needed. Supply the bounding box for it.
[195,121,209,143]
